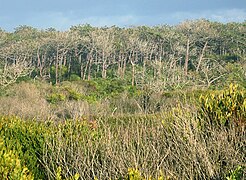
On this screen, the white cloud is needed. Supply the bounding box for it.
[81,8,246,28]
[210,9,246,22]
[171,8,246,23]
[80,15,138,27]
[24,11,140,30]
[31,12,78,30]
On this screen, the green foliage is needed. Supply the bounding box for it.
[221,54,240,63]
[50,65,69,84]
[93,78,127,97]
[0,116,97,179]
[55,167,80,180]
[126,168,170,180]
[199,84,246,127]
[0,138,34,180]
[0,116,49,179]
[224,63,246,87]
[69,74,81,81]
[127,85,142,97]
[46,92,66,103]
[46,85,84,103]
[226,166,245,180]
[0,88,7,97]
[127,168,144,180]
[64,87,83,100]
[16,75,33,83]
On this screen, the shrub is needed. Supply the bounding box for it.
[55,167,80,180]
[224,63,246,87]
[0,107,244,179]
[41,112,245,179]
[199,84,246,127]
[46,85,84,103]
[64,87,83,101]
[126,168,144,180]
[125,168,170,180]
[46,93,66,104]
[0,116,49,179]
[0,137,34,180]
[0,82,50,120]
[42,119,101,179]
[69,74,81,81]
[226,166,245,180]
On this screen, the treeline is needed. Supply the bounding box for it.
[0,19,245,88]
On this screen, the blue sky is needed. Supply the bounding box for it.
[0,0,245,31]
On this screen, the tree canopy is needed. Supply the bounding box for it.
[0,20,245,89]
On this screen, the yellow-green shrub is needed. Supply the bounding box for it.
[127,168,144,180]
[0,138,34,180]
[199,84,246,127]
[46,93,66,103]
[226,166,245,180]
[126,168,170,180]
[0,116,50,179]
[55,167,79,180]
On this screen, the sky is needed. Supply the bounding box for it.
[0,0,245,31]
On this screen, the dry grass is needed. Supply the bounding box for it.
[0,82,111,120]
[0,82,50,120]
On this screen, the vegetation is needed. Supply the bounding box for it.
[0,20,245,89]
[0,100,245,179]
[0,138,34,180]
[0,20,245,179]
[199,84,246,127]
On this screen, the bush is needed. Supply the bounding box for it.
[0,138,34,180]
[0,107,244,179]
[226,166,244,180]
[224,63,246,87]
[0,116,49,179]
[55,167,80,180]
[226,166,245,180]
[42,119,100,179]
[199,84,246,127]
[46,85,84,103]
[41,112,245,179]
[46,93,66,104]
[69,74,81,81]
[0,82,50,120]
[64,87,83,101]
[126,168,144,180]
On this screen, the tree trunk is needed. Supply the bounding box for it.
[83,55,89,80]
[87,55,92,80]
[55,47,59,84]
[196,41,208,72]
[79,55,84,79]
[142,57,146,83]
[68,56,71,78]
[122,55,126,79]
[102,51,107,79]
[41,54,46,78]
[96,53,100,78]
[184,38,190,76]
[131,60,135,86]
[37,48,43,78]
[117,53,122,78]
